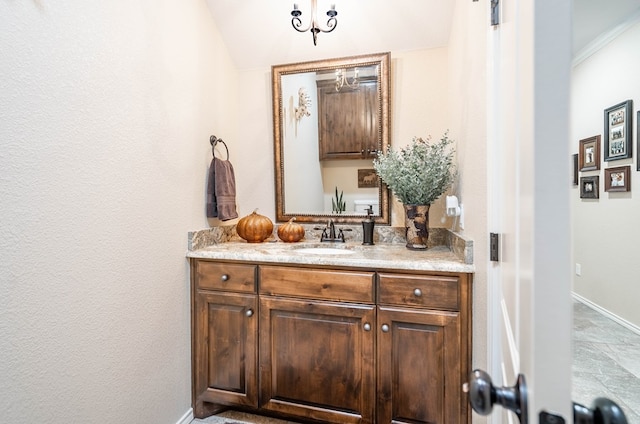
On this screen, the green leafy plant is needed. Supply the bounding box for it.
[373,132,457,205]
[331,186,346,214]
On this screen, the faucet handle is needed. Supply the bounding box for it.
[337,228,351,242]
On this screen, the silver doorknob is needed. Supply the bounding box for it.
[464,369,528,424]
[221,274,229,281]
[573,398,628,424]
[413,288,422,297]
[363,323,371,331]
[381,324,390,332]
[245,309,253,317]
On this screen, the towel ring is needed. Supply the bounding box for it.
[210,135,229,160]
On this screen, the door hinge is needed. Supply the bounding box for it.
[490,233,499,262]
[491,0,500,26]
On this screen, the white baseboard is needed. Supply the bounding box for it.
[572,292,640,336]
[176,408,194,424]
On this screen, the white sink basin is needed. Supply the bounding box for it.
[294,247,356,255]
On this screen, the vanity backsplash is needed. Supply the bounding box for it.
[188,224,473,265]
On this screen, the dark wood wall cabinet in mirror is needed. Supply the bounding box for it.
[317,76,379,160]
[272,52,391,224]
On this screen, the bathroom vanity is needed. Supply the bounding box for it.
[187,236,473,424]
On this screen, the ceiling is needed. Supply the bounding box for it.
[204,0,455,70]
[204,0,640,71]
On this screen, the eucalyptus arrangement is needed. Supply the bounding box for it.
[373,132,457,249]
[373,132,457,206]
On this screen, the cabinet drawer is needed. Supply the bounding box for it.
[195,261,256,293]
[260,266,375,303]
[378,273,459,310]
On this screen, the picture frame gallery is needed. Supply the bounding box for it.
[575,99,636,198]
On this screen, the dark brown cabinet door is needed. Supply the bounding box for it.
[377,306,463,424]
[193,291,258,417]
[317,79,379,160]
[259,296,376,424]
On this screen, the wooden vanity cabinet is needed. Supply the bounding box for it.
[191,259,472,424]
[376,272,470,424]
[259,266,376,424]
[191,261,258,418]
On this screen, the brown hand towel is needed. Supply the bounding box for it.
[206,157,238,221]
[206,158,218,218]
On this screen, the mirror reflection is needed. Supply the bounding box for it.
[272,52,391,224]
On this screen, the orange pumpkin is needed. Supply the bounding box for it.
[277,217,305,243]
[236,209,273,243]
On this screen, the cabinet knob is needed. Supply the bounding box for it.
[363,323,371,331]
[245,309,254,317]
[221,274,229,282]
[381,324,390,333]
[413,288,422,297]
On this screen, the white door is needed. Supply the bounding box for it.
[485,0,573,422]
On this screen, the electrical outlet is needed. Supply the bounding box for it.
[575,263,581,276]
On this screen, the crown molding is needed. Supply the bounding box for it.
[573,9,640,67]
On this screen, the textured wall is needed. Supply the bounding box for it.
[0,1,237,423]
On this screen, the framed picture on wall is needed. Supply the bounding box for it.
[357,169,378,188]
[604,166,631,192]
[579,176,599,199]
[578,135,600,171]
[604,100,633,161]
[572,154,579,185]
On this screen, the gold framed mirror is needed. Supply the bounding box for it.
[272,52,391,224]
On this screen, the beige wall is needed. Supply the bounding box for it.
[234,48,453,226]
[448,1,489,417]
[0,1,237,422]
[571,22,640,329]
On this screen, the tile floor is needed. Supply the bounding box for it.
[192,410,293,424]
[193,300,640,423]
[572,299,640,422]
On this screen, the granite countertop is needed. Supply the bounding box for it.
[187,240,474,274]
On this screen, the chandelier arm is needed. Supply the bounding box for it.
[291,16,312,33]
[290,0,337,45]
[335,68,359,91]
[318,17,337,33]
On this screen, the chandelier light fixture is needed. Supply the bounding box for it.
[335,68,359,91]
[291,1,338,46]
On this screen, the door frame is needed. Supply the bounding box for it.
[485,0,573,422]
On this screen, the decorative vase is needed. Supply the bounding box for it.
[404,204,430,250]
